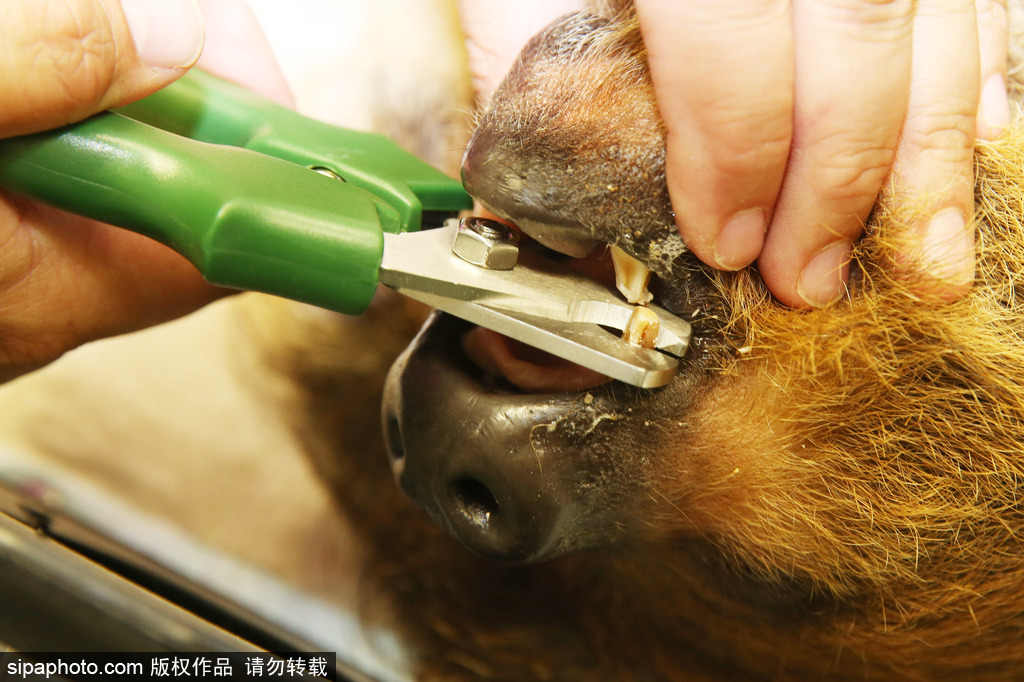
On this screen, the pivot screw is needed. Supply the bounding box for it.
[452,217,520,270]
[310,166,344,181]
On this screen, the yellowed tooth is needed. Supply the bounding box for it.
[623,306,660,350]
[610,245,653,305]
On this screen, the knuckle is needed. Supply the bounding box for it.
[695,103,793,177]
[663,0,788,27]
[814,0,914,25]
[975,0,1009,40]
[901,109,975,164]
[35,1,116,117]
[976,0,1009,17]
[811,142,895,208]
[709,131,792,180]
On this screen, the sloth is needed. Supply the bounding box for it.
[288,4,1024,680]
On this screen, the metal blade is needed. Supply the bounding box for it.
[380,223,691,388]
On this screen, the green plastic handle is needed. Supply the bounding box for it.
[0,112,388,314]
[0,70,473,315]
[117,70,471,233]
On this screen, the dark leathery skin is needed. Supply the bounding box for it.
[383,313,722,562]
[385,10,734,562]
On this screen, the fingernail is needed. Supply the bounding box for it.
[713,209,766,270]
[122,0,205,69]
[797,241,852,307]
[978,73,1010,141]
[921,208,974,286]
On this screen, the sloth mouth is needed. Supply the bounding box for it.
[462,326,612,392]
[456,213,663,393]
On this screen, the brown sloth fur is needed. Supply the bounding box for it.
[271,4,1024,680]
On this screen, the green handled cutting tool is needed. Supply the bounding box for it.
[0,70,690,388]
[0,70,464,316]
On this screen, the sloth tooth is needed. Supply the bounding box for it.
[610,245,653,305]
[623,306,660,350]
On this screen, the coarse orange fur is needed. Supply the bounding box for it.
[280,95,1024,682]
[366,3,1024,678]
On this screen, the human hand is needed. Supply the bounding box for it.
[0,0,290,381]
[636,0,1009,308]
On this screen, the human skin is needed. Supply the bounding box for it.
[460,0,1009,308]
[0,0,290,382]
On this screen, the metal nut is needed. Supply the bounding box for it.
[452,217,520,270]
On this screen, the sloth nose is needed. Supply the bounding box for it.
[461,126,599,259]
[382,313,631,563]
[384,397,571,563]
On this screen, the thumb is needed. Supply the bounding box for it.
[0,0,204,138]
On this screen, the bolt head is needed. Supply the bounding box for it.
[452,217,520,270]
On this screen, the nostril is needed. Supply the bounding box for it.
[384,414,405,470]
[450,476,500,530]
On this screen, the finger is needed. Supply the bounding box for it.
[0,0,204,138]
[889,0,979,298]
[196,0,294,108]
[636,0,792,272]
[0,197,225,381]
[458,0,586,103]
[975,0,1009,140]
[759,0,915,308]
